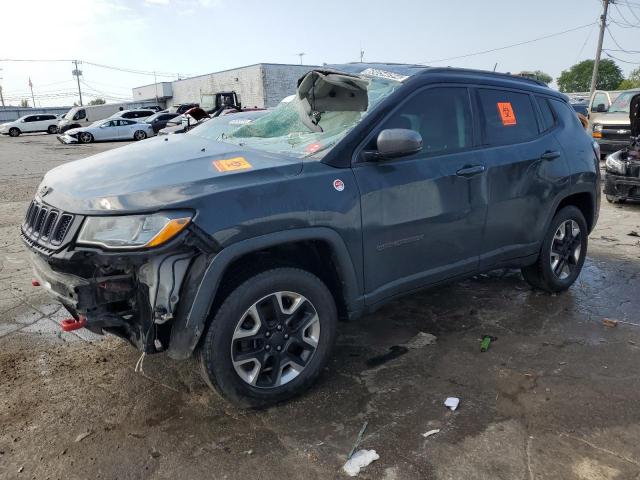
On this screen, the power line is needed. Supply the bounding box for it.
[613,2,640,26]
[418,22,596,64]
[604,50,640,64]
[0,58,186,78]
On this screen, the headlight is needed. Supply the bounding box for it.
[592,124,603,138]
[77,211,192,249]
[605,155,626,175]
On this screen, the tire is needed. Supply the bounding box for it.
[198,268,338,408]
[133,130,147,141]
[8,128,20,137]
[605,194,625,204]
[78,132,93,144]
[47,125,57,134]
[521,206,588,293]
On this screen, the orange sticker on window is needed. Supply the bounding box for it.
[497,102,517,126]
[213,157,252,172]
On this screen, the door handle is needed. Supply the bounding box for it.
[456,165,486,177]
[540,150,561,161]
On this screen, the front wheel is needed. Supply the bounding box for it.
[9,128,20,137]
[198,268,337,408]
[133,130,147,141]
[78,132,93,143]
[521,206,588,293]
[47,125,58,134]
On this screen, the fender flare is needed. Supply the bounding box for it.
[167,227,363,360]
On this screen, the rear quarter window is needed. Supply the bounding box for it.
[549,99,584,131]
[478,89,539,146]
[536,96,556,132]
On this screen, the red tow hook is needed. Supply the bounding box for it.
[60,316,87,332]
[31,279,40,287]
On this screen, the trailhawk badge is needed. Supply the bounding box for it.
[333,179,345,191]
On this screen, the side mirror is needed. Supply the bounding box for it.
[596,103,607,113]
[365,128,423,160]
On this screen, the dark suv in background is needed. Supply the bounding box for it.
[22,64,600,407]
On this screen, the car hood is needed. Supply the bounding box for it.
[594,112,630,125]
[38,134,303,214]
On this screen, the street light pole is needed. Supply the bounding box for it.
[589,0,610,97]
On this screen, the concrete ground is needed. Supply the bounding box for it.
[1,133,639,480]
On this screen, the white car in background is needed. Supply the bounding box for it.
[57,118,154,144]
[0,114,59,137]
[108,109,156,121]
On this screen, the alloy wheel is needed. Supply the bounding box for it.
[230,291,321,389]
[549,219,582,280]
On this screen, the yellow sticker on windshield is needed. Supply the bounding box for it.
[213,157,252,172]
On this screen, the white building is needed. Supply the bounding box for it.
[132,63,317,109]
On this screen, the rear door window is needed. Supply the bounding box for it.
[477,89,539,146]
[24,116,38,122]
[536,96,556,132]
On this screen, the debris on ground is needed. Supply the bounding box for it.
[444,397,460,411]
[422,429,440,438]
[404,332,437,349]
[366,346,408,367]
[342,449,379,477]
[74,431,92,442]
[480,335,497,352]
[628,231,640,237]
[347,421,368,459]
[603,318,640,328]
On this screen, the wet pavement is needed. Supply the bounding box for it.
[1,134,640,479]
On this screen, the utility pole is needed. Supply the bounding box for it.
[297,52,305,65]
[153,71,159,104]
[72,60,83,106]
[29,78,36,108]
[360,49,365,63]
[589,0,611,96]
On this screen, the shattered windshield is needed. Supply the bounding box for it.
[201,75,401,158]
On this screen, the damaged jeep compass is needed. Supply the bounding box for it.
[22,64,600,407]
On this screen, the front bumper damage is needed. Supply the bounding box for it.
[21,199,212,355]
[604,172,640,201]
[56,133,78,144]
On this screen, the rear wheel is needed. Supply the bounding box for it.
[521,206,587,293]
[47,125,57,134]
[9,128,20,137]
[198,268,337,408]
[133,130,147,141]
[78,132,93,144]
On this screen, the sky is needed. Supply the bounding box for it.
[1,0,639,107]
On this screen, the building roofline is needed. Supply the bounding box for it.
[133,63,319,90]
